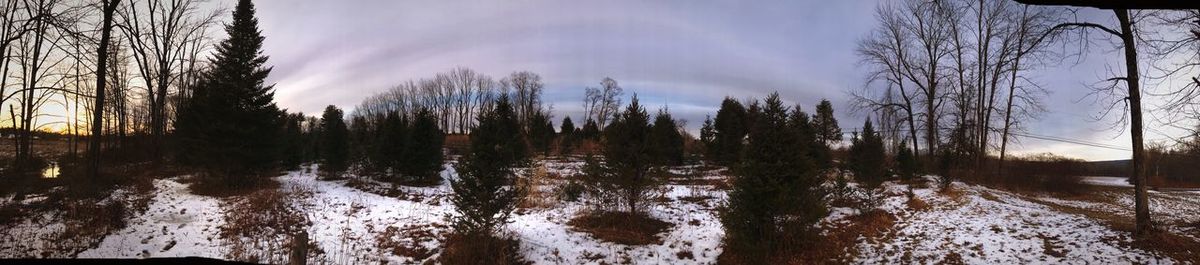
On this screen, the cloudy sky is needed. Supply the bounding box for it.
[246,0,1193,161]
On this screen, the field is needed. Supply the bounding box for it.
[1,157,1198,264]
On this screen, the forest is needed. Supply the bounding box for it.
[1,0,1199,264]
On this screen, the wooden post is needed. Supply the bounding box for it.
[289,231,307,265]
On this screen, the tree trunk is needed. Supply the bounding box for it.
[88,0,121,179]
[1115,9,1152,236]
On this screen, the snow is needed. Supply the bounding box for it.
[78,178,226,259]
[510,184,725,264]
[2,160,1196,263]
[852,182,1171,264]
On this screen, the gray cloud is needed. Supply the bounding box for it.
[250,0,1188,161]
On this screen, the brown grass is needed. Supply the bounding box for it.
[718,209,899,264]
[438,233,529,265]
[377,224,438,261]
[567,211,673,245]
[906,196,930,211]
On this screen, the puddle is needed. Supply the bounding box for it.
[41,162,59,179]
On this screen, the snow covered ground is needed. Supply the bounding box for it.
[849,181,1171,264]
[3,161,1197,264]
[78,178,226,259]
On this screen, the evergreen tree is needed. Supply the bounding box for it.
[591,95,656,213]
[319,105,349,177]
[404,108,445,185]
[649,109,684,166]
[280,112,306,170]
[527,110,555,156]
[699,116,715,154]
[175,0,281,186]
[710,97,748,166]
[895,141,917,181]
[849,120,887,199]
[721,92,824,262]
[559,116,577,155]
[448,95,527,235]
[788,105,831,170]
[580,118,600,140]
[374,112,408,173]
[813,99,842,146]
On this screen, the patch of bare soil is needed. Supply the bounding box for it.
[567,211,673,245]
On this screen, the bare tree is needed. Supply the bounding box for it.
[501,71,544,132]
[114,0,218,162]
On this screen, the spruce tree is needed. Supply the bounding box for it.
[175,0,281,186]
[593,95,656,213]
[404,108,445,185]
[849,120,887,205]
[813,99,842,146]
[711,97,748,166]
[559,116,576,155]
[319,105,349,178]
[449,95,527,235]
[721,92,824,262]
[649,109,684,166]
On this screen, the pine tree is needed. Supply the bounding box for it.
[320,105,349,178]
[721,92,824,262]
[788,105,831,170]
[895,142,917,181]
[404,108,445,185]
[592,95,656,213]
[699,116,715,152]
[175,0,281,187]
[527,110,554,156]
[849,120,887,206]
[813,99,842,146]
[649,109,684,166]
[559,116,577,155]
[580,118,600,140]
[442,95,529,264]
[280,112,306,170]
[374,112,408,173]
[449,95,527,235]
[710,97,748,166]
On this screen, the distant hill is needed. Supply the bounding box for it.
[1083,159,1131,177]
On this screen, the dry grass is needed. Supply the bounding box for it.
[906,196,930,211]
[517,164,558,209]
[376,224,439,261]
[567,211,673,245]
[221,187,320,263]
[438,233,529,265]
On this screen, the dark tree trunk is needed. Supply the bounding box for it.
[88,0,121,179]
